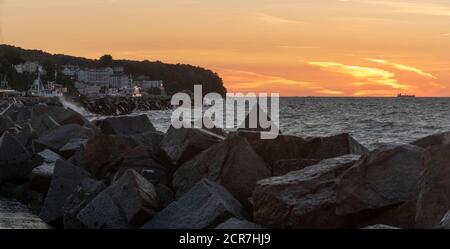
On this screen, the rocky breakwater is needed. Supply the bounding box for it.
[75,96,172,116]
[2,102,450,229]
[1,96,171,117]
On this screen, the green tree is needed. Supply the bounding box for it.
[99,54,113,67]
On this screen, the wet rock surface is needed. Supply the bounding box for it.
[142,179,246,229]
[336,144,424,216]
[253,155,360,229]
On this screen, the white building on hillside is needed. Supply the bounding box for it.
[141,80,163,89]
[110,74,130,89]
[77,68,114,86]
[62,65,79,77]
[14,61,41,74]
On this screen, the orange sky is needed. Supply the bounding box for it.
[1,0,450,96]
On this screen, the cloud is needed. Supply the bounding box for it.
[365,58,437,79]
[308,61,409,89]
[216,68,312,90]
[366,1,450,17]
[316,89,344,95]
[257,13,302,25]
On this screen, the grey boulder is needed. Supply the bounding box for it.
[33,124,94,155]
[161,125,225,165]
[253,155,359,229]
[39,160,93,223]
[142,179,246,229]
[99,114,156,136]
[337,144,424,216]
[0,132,32,184]
[77,169,161,229]
[416,144,450,228]
[173,135,270,205]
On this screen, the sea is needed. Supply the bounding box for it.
[88,97,450,151]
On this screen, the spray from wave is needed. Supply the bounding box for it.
[58,96,96,119]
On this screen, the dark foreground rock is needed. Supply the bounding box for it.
[416,144,450,228]
[215,218,264,229]
[39,160,93,223]
[272,158,321,177]
[62,178,106,229]
[30,163,55,195]
[33,124,94,155]
[336,144,424,216]
[0,132,32,184]
[173,135,270,205]
[161,125,226,166]
[81,135,142,179]
[0,114,16,134]
[77,169,161,229]
[412,132,450,148]
[99,115,156,136]
[0,198,51,229]
[142,179,247,229]
[239,132,369,170]
[30,105,92,136]
[253,155,360,229]
[364,200,417,229]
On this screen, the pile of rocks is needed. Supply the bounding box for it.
[2,101,450,229]
[76,96,171,116]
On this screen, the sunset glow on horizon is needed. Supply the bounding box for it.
[1,0,450,96]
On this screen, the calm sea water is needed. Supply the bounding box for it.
[141,97,450,150]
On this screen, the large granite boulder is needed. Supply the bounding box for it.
[336,144,424,216]
[173,135,270,205]
[39,160,93,223]
[125,131,165,158]
[0,198,51,229]
[99,115,156,136]
[253,155,360,229]
[1,102,31,125]
[77,169,161,229]
[11,123,37,150]
[30,163,55,195]
[81,135,171,186]
[81,135,142,179]
[58,138,88,158]
[33,124,94,155]
[0,114,16,134]
[412,132,450,148]
[63,178,106,229]
[239,132,368,169]
[364,200,417,229]
[161,125,226,166]
[416,144,450,228]
[0,132,32,184]
[237,103,279,133]
[31,106,92,136]
[30,149,65,194]
[142,179,247,229]
[272,158,321,177]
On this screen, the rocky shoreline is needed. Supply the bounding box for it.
[1,100,450,229]
[0,96,172,116]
